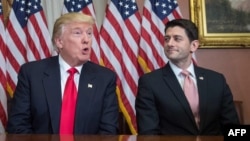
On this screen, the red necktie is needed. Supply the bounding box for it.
[60,68,78,134]
[182,70,200,127]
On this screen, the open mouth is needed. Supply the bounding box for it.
[82,47,90,54]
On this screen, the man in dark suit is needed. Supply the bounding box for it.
[7,12,119,134]
[135,19,239,135]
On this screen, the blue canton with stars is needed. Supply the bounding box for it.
[12,0,43,28]
[0,1,3,15]
[112,0,138,20]
[64,0,92,12]
[151,0,178,20]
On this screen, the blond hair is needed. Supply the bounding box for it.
[52,12,95,45]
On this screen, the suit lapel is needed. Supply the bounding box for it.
[163,63,196,124]
[43,56,62,133]
[195,66,208,130]
[74,62,97,133]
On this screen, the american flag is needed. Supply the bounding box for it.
[138,0,182,73]
[5,0,53,97]
[0,0,8,133]
[100,0,143,134]
[62,0,101,64]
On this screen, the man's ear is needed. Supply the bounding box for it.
[54,38,63,49]
[190,40,199,53]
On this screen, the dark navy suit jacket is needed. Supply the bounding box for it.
[7,56,119,134]
[136,63,239,135]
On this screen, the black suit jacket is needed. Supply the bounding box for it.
[136,63,239,135]
[7,56,119,134]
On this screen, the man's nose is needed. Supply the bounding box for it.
[82,33,91,44]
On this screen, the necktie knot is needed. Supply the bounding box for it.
[67,68,78,76]
[181,70,190,77]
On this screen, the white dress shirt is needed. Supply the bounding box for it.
[59,55,83,99]
[168,61,197,89]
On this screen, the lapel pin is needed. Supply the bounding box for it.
[199,76,204,80]
[88,84,93,88]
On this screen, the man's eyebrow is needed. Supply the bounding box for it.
[71,27,82,30]
[164,34,182,37]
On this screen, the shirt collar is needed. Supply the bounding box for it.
[58,55,83,74]
[169,61,196,78]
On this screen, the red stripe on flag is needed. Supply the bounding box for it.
[139,0,183,72]
[100,0,142,134]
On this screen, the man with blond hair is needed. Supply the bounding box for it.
[7,12,119,134]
